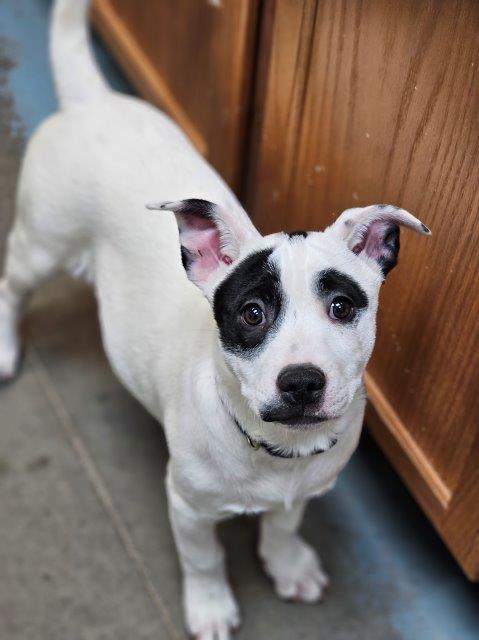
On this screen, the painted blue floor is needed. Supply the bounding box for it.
[0,2,478,639]
[0,0,133,139]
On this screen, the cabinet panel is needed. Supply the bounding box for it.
[92,0,259,190]
[247,0,479,579]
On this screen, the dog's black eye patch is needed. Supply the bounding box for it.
[213,249,284,356]
[316,269,368,309]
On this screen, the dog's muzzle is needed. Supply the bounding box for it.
[261,364,328,426]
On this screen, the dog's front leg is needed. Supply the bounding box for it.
[259,501,329,603]
[166,474,240,639]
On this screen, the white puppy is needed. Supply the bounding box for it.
[0,1,431,637]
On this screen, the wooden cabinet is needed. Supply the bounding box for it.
[92,0,259,190]
[247,0,479,581]
[93,0,479,580]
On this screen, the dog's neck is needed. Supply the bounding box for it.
[214,348,355,458]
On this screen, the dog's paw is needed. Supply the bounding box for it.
[274,563,329,603]
[259,535,329,604]
[184,574,241,640]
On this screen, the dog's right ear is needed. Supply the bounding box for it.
[146,198,261,294]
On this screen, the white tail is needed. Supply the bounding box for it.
[50,0,109,108]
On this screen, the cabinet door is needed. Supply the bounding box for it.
[92,0,259,190]
[247,0,479,579]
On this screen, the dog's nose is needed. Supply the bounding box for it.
[276,364,326,407]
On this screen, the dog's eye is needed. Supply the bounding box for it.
[329,296,355,321]
[242,303,265,326]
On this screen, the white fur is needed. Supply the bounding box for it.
[0,2,430,637]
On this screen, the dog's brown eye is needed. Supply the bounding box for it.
[242,303,264,326]
[329,297,354,321]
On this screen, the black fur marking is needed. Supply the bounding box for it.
[213,249,284,357]
[180,246,194,271]
[378,223,400,276]
[173,198,216,220]
[421,222,431,234]
[286,230,308,239]
[317,269,369,309]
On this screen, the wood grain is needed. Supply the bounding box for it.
[92,0,207,155]
[92,0,259,190]
[247,0,479,579]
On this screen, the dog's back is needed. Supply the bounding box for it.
[19,0,238,276]
[1,0,242,401]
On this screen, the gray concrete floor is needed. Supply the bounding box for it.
[1,2,478,639]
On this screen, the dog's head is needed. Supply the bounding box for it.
[148,199,430,428]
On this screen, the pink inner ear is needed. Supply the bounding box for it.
[180,215,231,283]
[352,219,391,261]
[186,216,215,232]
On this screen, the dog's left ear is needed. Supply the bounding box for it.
[146,198,261,293]
[326,204,431,277]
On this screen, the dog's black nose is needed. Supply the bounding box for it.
[277,364,326,407]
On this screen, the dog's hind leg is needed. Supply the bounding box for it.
[259,500,329,603]
[0,219,61,381]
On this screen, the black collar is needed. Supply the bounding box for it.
[226,408,338,459]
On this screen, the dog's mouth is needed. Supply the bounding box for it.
[274,415,331,427]
[260,406,337,428]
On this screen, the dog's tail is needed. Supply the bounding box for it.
[50,0,109,109]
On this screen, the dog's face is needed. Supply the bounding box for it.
[148,199,430,427]
[213,233,379,426]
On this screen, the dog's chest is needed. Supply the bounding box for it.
[211,451,340,515]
